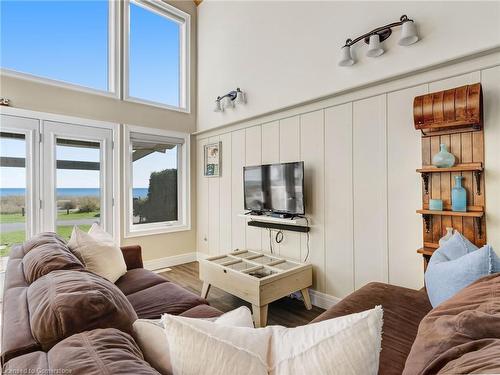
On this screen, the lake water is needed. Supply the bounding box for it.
[0,188,149,199]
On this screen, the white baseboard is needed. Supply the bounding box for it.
[308,289,341,310]
[146,251,341,310]
[143,252,198,271]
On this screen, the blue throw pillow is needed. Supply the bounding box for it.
[425,232,499,307]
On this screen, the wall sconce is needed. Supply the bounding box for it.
[338,15,419,66]
[214,88,246,112]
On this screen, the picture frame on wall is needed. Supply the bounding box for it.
[204,142,221,177]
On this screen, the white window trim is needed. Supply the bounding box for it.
[0,106,121,244]
[122,0,190,113]
[123,124,191,238]
[0,0,120,98]
[0,113,40,239]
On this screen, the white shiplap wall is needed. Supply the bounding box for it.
[195,54,500,300]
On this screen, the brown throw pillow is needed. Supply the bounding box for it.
[22,242,84,284]
[403,273,500,375]
[27,270,137,350]
[48,328,160,375]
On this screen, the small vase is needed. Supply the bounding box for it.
[439,227,454,247]
[432,144,455,168]
[452,176,467,212]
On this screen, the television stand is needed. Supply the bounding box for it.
[237,213,310,233]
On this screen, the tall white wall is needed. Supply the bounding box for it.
[197,1,500,131]
[196,52,500,301]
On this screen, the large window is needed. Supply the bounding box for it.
[0,0,112,92]
[124,125,190,236]
[0,0,190,111]
[126,0,186,109]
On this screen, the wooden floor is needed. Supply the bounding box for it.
[160,262,325,327]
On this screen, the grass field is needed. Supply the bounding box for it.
[0,224,91,256]
[0,211,98,224]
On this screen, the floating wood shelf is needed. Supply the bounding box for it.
[417,247,436,257]
[417,209,483,217]
[416,162,483,173]
[237,214,308,226]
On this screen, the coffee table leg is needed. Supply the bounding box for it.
[252,304,268,328]
[300,288,312,310]
[201,282,211,299]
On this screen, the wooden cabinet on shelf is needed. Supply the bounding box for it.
[413,83,486,270]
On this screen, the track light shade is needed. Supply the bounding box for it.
[338,45,355,66]
[235,90,246,104]
[366,34,384,57]
[214,99,222,112]
[398,20,418,46]
[222,96,234,108]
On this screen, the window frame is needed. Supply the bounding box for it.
[122,0,190,112]
[0,106,121,243]
[123,124,190,238]
[0,0,120,98]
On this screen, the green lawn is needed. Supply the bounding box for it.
[0,213,25,224]
[0,211,98,223]
[0,224,91,256]
[57,211,99,221]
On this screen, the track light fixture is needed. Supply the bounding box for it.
[338,15,419,67]
[214,88,246,112]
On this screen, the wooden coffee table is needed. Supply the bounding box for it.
[199,249,313,327]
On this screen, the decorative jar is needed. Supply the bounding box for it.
[432,144,455,168]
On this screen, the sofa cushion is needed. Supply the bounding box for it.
[27,270,137,350]
[403,273,500,375]
[22,232,67,253]
[180,304,224,319]
[1,287,39,365]
[311,282,432,375]
[127,282,209,319]
[116,268,169,295]
[22,242,84,284]
[3,351,48,374]
[438,339,500,374]
[49,328,160,374]
[3,329,161,375]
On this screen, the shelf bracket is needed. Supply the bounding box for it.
[474,216,483,238]
[421,173,430,195]
[423,214,432,233]
[474,170,482,195]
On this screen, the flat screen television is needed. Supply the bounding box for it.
[243,161,304,216]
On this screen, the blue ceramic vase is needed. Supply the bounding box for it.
[432,144,455,168]
[451,176,467,212]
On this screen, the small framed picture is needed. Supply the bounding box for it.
[204,142,221,177]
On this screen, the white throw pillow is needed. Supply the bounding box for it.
[67,226,126,283]
[162,306,383,375]
[133,306,255,375]
[67,223,115,249]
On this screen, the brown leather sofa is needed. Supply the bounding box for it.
[311,275,500,374]
[1,233,222,372]
[3,233,500,374]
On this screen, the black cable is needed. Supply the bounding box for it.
[297,215,310,262]
[268,228,273,254]
[275,230,284,244]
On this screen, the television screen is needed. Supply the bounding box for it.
[243,161,304,215]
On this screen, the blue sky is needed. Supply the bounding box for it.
[0,0,180,189]
[0,0,180,105]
